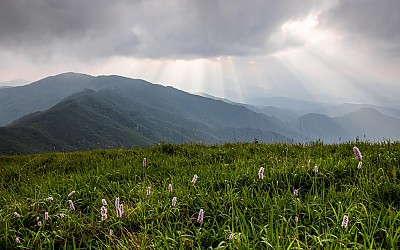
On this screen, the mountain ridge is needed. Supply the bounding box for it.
[0,74,295,154]
[0,72,399,154]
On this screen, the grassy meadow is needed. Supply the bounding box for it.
[1,142,400,249]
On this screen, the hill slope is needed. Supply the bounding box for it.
[289,113,349,143]
[0,73,94,126]
[334,107,400,141]
[0,76,296,154]
[289,108,400,143]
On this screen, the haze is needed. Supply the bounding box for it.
[0,0,399,106]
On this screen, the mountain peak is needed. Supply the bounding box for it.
[344,107,384,118]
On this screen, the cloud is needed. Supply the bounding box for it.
[1,0,399,61]
[0,0,323,61]
[320,0,400,59]
[0,0,142,60]
[1,0,398,106]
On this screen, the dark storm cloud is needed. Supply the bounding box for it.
[0,0,142,60]
[130,0,321,57]
[321,0,400,58]
[0,0,320,60]
[1,0,398,61]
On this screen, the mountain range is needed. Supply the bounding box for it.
[0,73,399,154]
[0,79,31,87]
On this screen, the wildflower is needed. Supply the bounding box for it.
[102,198,107,206]
[68,191,75,197]
[13,212,20,218]
[59,213,65,218]
[353,146,362,161]
[357,161,362,170]
[258,167,265,180]
[45,212,49,221]
[229,233,235,240]
[115,197,120,210]
[109,229,113,235]
[36,216,40,221]
[47,196,54,201]
[116,204,124,218]
[197,209,204,223]
[314,165,319,173]
[37,220,42,227]
[101,206,107,221]
[147,187,151,196]
[15,237,21,244]
[68,200,75,211]
[143,158,147,167]
[191,174,199,185]
[168,184,173,193]
[342,215,349,229]
[171,197,177,207]
[120,204,124,215]
[115,197,123,217]
[293,189,299,198]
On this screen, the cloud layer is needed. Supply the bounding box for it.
[0,0,399,105]
[1,0,399,60]
[0,0,328,60]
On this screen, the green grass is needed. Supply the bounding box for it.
[1,141,400,249]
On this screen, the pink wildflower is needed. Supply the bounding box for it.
[68,200,75,211]
[102,198,107,206]
[168,184,173,193]
[13,212,20,218]
[101,206,107,221]
[115,197,120,209]
[45,212,49,221]
[258,167,264,180]
[342,215,349,229]
[116,204,124,218]
[147,187,151,196]
[172,197,177,207]
[353,146,362,161]
[16,237,21,244]
[191,174,198,185]
[143,158,147,167]
[47,196,54,201]
[293,189,299,197]
[197,209,204,223]
[116,198,123,218]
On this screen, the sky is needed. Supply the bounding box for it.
[0,0,399,106]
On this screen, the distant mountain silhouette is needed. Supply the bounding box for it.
[0,73,94,126]
[245,96,332,111]
[0,74,295,154]
[334,107,400,141]
[312,103,400,120]
[290,113,349,143]
[1,72,399,154]
[0,79,30,87]
[289,108,400,143]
